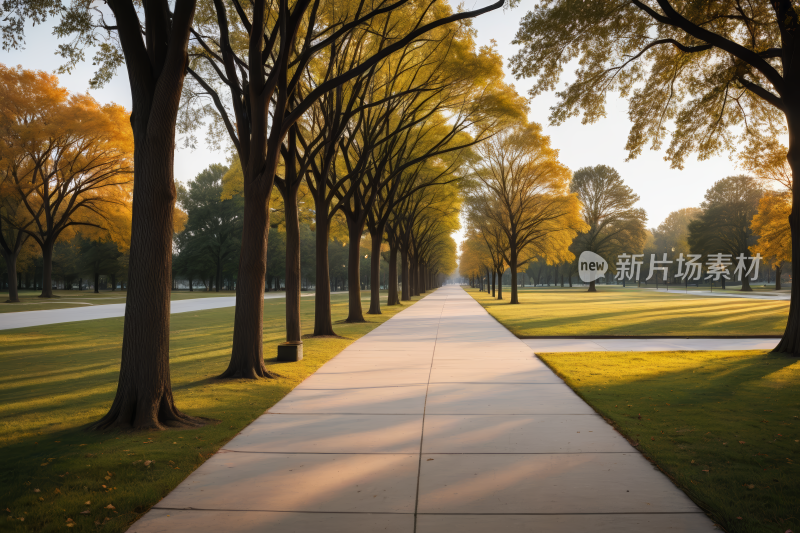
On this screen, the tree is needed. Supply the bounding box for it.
[465,123,586,303]
[176,164,243,293]
[569,165,647,291]
[652,207,701,260]
[751,192,791,290]
[0,169,33,302]
[182,0,505,375]
[0,65,133,297]
[688,176,763,291]
[4,0,203,429]
[510,0,800,350]
[78,236,125,293]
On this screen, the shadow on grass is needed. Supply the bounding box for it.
[540,350,800,533]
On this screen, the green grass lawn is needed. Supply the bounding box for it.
[538,350,800,533]
[466,286,789,336]
[0,291,419,532]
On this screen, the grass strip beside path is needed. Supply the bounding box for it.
[0,291,421,532]
[465,286,788,336]
[539,350,800,533]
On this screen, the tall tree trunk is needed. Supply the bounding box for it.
[39,241,55,298]
[220,186,276,378]
[411,256,420,296]
[283,183,302,342]
[368,224,384,314]
[510,250,519,304]
[94,272,100,294]
[491,270,495,297]
[401,243,411,301]
[776,263,782,291]
[313,206,336,335]
[387,242,399,305]
[777,117,800,354]
[497,269,503,300]
[94,141,198,429]
[740,254,753,291]
[2,252,19,302]
[588,280,596,292]
[346,221,365,323]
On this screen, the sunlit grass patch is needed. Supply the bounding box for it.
[0,291,420,532]
[539,350,800,533]
[466,286,788,336]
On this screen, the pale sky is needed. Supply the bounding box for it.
[5,3,745,238]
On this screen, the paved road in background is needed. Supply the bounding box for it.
[0,293,314,331]
[130,285,716,533]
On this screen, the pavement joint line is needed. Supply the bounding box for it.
[292,382,568,389]
[413,294,446,533]
[263,412,602,416]
[148,507,707,516]
[218,451,639,455]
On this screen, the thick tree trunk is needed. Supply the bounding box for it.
[94,272,100,294]
[220,187,276,379]
[39,241,55,298]
[776,264,782,291]
[387,242,400,305]
[510,251,519,304]
[588,280,596,292]
[776,120,800,354]
[313,207,336,335]
[94,140,200,430]
[411,254,420,296]
[346,221,365,323]
[2,252,19,302]
[497,269,503,300]
[401,244,411,301]
[368,224,384,314]
[491,270,495,297]
[283,184,302,342]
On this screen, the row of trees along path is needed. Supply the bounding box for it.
[2,0,514,430]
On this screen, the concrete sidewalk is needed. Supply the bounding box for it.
[0,293,313,331]
[131,285,715,532]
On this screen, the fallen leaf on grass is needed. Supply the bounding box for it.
[739,441,746,444]
[84,501,90,505]
[144,460,152,467]
[104,476,110,481]
[79,510,90,515]
[747,484,755,489]
[105,504,115,510]
[53,488,60,494]
[702,470,709,473]
[33,489,39,493]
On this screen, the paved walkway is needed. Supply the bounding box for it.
[0,293,313,331]
[131,285,715,532]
